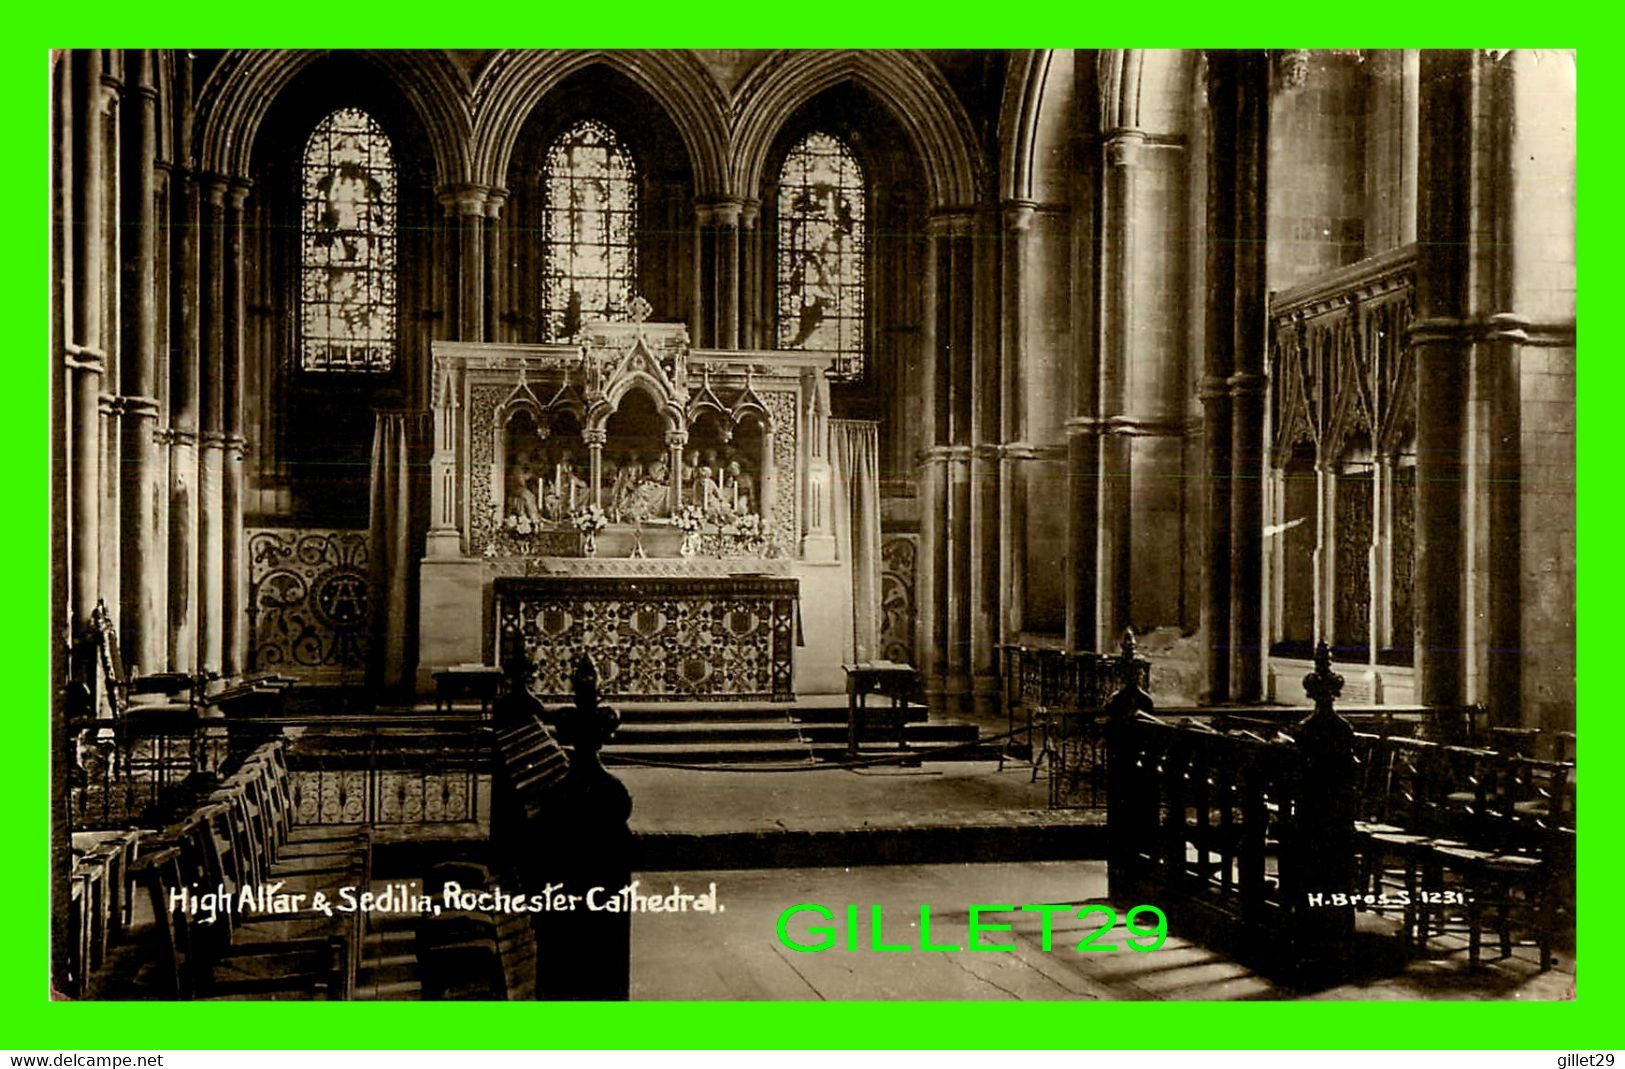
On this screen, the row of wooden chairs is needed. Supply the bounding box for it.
[89,740,370,999]
[1352,733,1575,969]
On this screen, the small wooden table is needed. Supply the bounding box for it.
[842,661,920,756]
[432,665,505,717]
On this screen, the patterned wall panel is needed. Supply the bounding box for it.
[247,528,371,678]
[879,534,917,665]
[1333,475,1372,655]
[1389,466,1415,657]
[495,576,797,701]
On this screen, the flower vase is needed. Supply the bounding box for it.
[680,531,700,559]
[583,531,598,557]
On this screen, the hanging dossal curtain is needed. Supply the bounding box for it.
[368,409,431,696]
[830,419,881,664]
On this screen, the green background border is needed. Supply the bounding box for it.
[10,10,1605,1049]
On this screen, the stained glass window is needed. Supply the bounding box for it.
[300,108,397,372]
[777,132,866,380]
[542,120,638,341]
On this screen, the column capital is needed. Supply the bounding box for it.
[438,183,491,217]
[1063,415,1110,438]
[1103,129,1146,168]
[664,429,689,448]
[63,344,106,373]
[483,187,509,218]
[739,199,760,228]
[226,178,252,210]
[202,174,230,206]
[582,427,608,447]
[120,394,162,418]
[1001,199,1038,233]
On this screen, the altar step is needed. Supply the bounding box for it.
[604,699,996,766]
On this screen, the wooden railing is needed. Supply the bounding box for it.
[1106,644,1357,983]
[1104,643,1575,980]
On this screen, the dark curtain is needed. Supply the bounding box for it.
[368,409,432,697]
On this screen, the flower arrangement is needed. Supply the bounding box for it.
[502,513,539,537]
[719,511,773,557]
[720,512,764,542]
[571,503,609,534]
[673,504,706,534]
[674,503,706,558]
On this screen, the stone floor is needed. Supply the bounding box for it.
[611,758,1574,1002]
[628,860,1576,1002]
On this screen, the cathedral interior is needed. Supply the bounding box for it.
[49,48,1577,1003]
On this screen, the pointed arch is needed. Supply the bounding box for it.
[998,49,1053,202]
[472,49,728,195]
[732,50,978,209]
[195,49,471,186]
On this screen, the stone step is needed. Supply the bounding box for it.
[604,737,1002,766]
[634,810,1108,870]
[614,721,804,745]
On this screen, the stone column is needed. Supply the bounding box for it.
[714,199,741,350]
[223,180,251,674]
[584,427,607,510]
[67,50,106,652]
[690,203,708,347]
[168,57,200,674]
[916,218,946,698]
[119,50,163,675]
[197,176,228,674]
[666,429,688,516]
[1000,202,1036,642]
[441,185,488,343]
[1099,132,1144,647]
[1225,52,1269,702]
[740,201,760,348]
[484,189,506,344]
[97,63,122,642]
[1410,51,1473,707]
[939,211,976,713]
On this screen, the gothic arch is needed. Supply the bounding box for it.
[194,49,472,185]
[732,50,979,208]
[472,50,729,196]
[997,49,1053,202]
[1097,49,1146,131]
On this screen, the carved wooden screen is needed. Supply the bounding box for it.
[1333,471,1372,657]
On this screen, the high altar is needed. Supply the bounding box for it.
[418,304,853,700]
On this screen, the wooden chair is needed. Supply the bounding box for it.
[112,844,350,1000]
[83,600,210,792]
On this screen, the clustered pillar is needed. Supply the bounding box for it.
[1200,51,1270,703]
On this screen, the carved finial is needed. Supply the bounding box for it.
[628,295,652,324]
[1302,641,1345,711]
[561,652,621,759]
